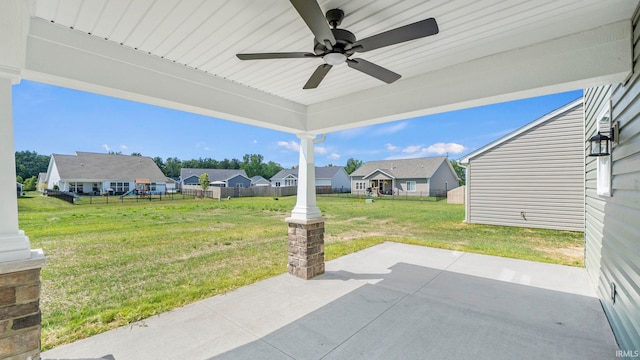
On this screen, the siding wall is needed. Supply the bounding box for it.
[584,7,640,351]
[430,162,460,195]
[466,103,585,231]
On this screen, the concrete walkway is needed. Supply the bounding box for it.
[42,242,618,360]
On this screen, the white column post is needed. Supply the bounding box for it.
[288,133,322,221]
[0,76,31,262]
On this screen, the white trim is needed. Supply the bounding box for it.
[362,169,395,180]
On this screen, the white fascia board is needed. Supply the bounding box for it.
[458,97,584,164]
[23,19,307,133]
[306,21,631,133]
[362,169,395,180]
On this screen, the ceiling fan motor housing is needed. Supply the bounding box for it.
[313,28,356,56]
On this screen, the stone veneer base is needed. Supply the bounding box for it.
[0,250,45,360]
[286,218,325,280]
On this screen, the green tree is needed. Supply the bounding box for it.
[198,173,210,192]
[16,175,24,184]
[164,157,182,178]
[344,158,363,174]
[263,161,283,179]
[153,156,165,173]
[451,160,466,185]
[241,154,264,178]
[131,152,142,156]
[15,151,50,180]
[23,176,37,191]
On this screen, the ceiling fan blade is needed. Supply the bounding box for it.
[303,64,332,89]
[237,52,316,60]
[347,58,401,84]
[353,18,439,53]
[290,0,336,48]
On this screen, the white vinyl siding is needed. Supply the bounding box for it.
[584,8,640,350]
[406,181,416,191]
[465,102,585,231]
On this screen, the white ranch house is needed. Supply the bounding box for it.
[1,1,639,357]
[45,152,168,195]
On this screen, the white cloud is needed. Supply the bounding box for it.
[315,146,328,155]
[277,140,300,152]
[423,142,466,155]
[120,145,128,150]
[374,121,408,135]
[402,144,424,154]
[204,147,210,151]
[328,152,340,160]
[385,143,399,151]
[253,139,258,144]
[102,144,111,151]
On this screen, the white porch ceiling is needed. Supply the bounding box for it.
[19,0,637,134]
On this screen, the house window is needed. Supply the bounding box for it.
[275,182,281,187]
[355,181,366,190]
[69,182,83,193]
[406,181,416,192]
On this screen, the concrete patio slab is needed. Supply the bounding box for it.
[42,242,619,360]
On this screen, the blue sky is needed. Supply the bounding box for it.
[12,80,582,169]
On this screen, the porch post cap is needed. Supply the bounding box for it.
[285,217,326,225]
[0,248,45,274]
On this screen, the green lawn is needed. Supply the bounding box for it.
[17,192,583,350]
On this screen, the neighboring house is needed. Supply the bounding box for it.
[459,98,584,231]
[36,172,47,192]
[16,182,23,197]
[270,166,351,192]
[180,168,251,188]
[251,176,271,187]
[350,156,459,197]
[165,177,178,193]
[45,152,168,195]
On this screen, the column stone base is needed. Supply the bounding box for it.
[0,250,45,360]
[286,218,325,279]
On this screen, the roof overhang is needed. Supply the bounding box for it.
[4,0,631,137]
[363,169,395,180]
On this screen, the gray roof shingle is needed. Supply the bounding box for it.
[350,156,449,179]
[52,152,167,182]
[270,166,344,180]
[180,168,248,182]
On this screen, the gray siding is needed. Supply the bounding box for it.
[227,175,251,188]
[584,7,640,350]
[466,104,585,231]
[430,161,459,195]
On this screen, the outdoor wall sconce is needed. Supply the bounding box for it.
[588,123,618,157]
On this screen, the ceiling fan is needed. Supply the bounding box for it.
[236,0,439,89]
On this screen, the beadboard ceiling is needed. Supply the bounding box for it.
[22,0,636,133]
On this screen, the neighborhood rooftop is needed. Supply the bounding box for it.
[49,152,166,182]
[350,156,454,179]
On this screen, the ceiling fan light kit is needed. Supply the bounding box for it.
[236,0,439,89]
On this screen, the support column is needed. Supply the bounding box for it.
[1,4,46,355]
[286,134,325,279]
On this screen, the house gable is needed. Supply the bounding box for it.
[461,98,584,231]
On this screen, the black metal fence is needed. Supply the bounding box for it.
[44,190,77,204]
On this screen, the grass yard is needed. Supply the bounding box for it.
[17,192,584,351]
